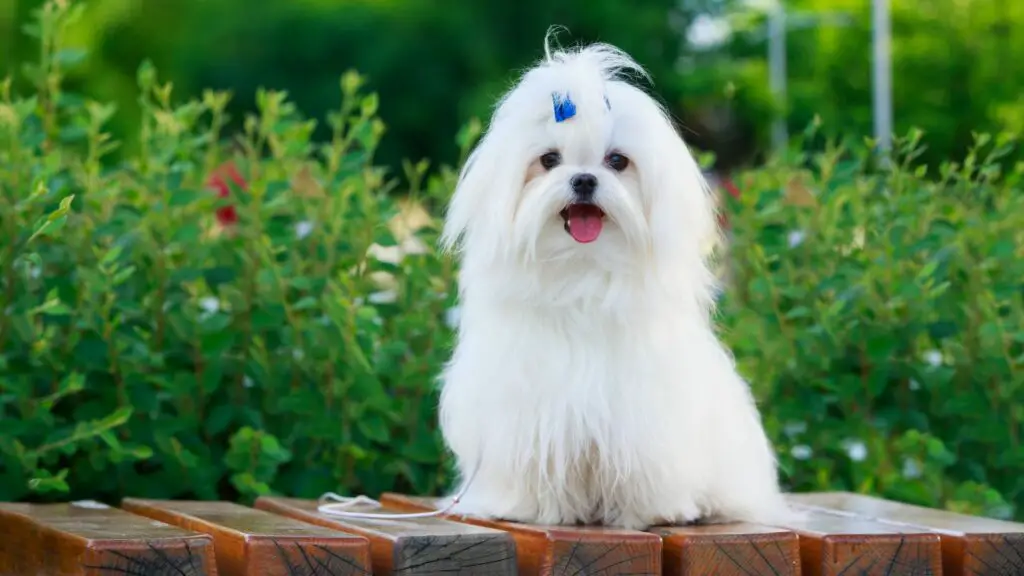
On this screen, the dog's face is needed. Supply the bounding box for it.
[516,87,648,264]
[442,43,717,301]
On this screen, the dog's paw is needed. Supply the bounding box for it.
[605,512,653,530]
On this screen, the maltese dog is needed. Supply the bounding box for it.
[435,38,792,530]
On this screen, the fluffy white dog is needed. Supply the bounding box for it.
[436,38,792,530]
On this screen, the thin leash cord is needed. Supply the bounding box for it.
[316,455,481,520]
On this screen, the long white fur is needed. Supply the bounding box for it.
[436,37,794,529]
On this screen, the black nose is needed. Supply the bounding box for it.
[571,173,598,198]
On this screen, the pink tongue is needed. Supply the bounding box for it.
[566,204,604,243]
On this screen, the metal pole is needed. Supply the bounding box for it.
[768,1,787,155]
[871,0,892,161]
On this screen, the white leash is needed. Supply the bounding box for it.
[316,457,481,520]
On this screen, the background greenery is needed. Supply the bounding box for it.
[1,0,1022,522]
[2,0,1023,173]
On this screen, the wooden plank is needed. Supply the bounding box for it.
[653,522,801,576]
[766,505,943,576]
[121,497,370,576]
[791,491,1024,576]
[379,493,662,576]
[0,500,216,576]
[255,496,517,575]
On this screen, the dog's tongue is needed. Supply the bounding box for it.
[566,204,604,243]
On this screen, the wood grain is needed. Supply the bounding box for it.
[255,496,517,575]
[653,522,801,576]
[790,491,1024,576]
[767,506,943,576]
[379,493,661,576]
[121,497,370,576]
[0,500,216,576]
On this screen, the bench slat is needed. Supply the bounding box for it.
[654,523,801,576]
[379,493,662,576]
[255,496,518,575]
[121,497,370,576]
[0,500,216,576]
[790,491,1024,576]
[767,505,943,576]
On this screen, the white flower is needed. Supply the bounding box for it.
[199,297,219,315]
[902,457,922,479]
[791,445,813,460]
[445,306,461,329]
[367,244,403,265]
[400,235,429,256]
[784,421,808,437]
[923,350,942,367]
[843,439,868,462]
[787,229,806,248]
[686,14,732,50]
[368,290,397,304]
[295,220,314,240]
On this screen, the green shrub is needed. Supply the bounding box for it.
[1,0,472,504]
[717,126,1024,520]
[2,1,1022,522]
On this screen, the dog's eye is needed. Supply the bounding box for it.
[606,153,630,172]
[540,152,561,170]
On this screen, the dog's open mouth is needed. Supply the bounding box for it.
[559,203,606,244]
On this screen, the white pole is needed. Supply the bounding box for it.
[768,1,787,155]
[871,0,892,162]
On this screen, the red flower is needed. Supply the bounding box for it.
[207,161,246,226]
[716,175,740,230]
[722,176,740,199]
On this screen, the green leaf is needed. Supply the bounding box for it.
[356,413,390,444]
[54,48,87,68]
[168,189,209,207]
[28,468,70,494]
[28,194,75,243]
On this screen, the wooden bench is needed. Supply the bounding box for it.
[121,497,372,576]
[790,492,1024,576]
[2,491,1022,575]
[0,500,217,576]
[379,493,664,576]
[255,495,518,575]
[653,523,800,576]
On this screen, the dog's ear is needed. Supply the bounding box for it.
[644,118,721,310]
[440,123,530,260]
[439,146,482,254]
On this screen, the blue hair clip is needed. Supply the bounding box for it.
[552,92,577,122]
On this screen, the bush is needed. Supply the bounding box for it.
[0,1,471,504]
[718,126,1024,520]
[3,1,1022,522]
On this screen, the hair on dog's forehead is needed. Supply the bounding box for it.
[487,43,670,168]
[495,43,655,131]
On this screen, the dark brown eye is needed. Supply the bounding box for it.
[606,152,630,172]
[540,151,561,170]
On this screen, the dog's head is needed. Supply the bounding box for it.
[442,38,719,306]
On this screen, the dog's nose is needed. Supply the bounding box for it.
[571,173,598,198]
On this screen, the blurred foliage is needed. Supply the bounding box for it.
[2,0,1021,173]
[2,1,1023,522]
[1,1,468,503]
[719,124,1024,521]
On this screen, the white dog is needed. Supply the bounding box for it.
[435,38,792,530]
